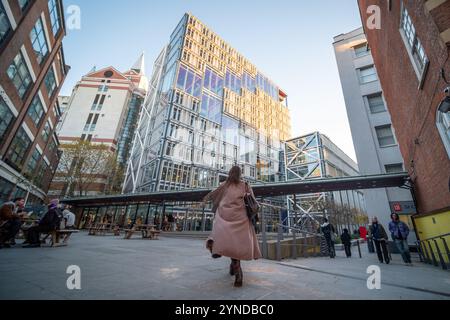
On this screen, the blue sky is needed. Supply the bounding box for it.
[60,0,363,161]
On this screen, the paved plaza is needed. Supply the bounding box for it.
[0,232,449,300]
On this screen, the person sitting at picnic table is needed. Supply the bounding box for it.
[0,197,27,248]
[62,205,76,230]
[23,200,61,248]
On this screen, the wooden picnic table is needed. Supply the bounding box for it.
[124,224,160,240]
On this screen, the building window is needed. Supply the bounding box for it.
[48,0,61,36]
[6,127,32,169]
[7,52,33,99]
[44,67,57,97]
[0,97,15,143]
[385,163,404,174]
[0,2,12,46]
[400,4,429,83]
[26,148,42,175]
[359,66,377,84]
[18,0,31,11]
[436,110,450,158]
[367,93,386,113]
[30,17,49,64]
[27,95,45,127]
[375,125,396,147]
[354,42,370,57]
[41,122,51,142]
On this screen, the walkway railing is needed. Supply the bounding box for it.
[416,233,450,270]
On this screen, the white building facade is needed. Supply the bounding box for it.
[333,27,416,242]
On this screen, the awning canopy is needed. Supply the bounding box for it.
[62,173,410,207]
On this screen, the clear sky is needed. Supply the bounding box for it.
[60,0,363,162]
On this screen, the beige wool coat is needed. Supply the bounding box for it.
[204,181,262,261]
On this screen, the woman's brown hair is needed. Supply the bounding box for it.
[226,166,242,185]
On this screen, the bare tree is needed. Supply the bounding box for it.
[57,140,115,197]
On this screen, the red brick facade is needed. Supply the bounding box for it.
[358,0,450,214]
[0,0,68,203]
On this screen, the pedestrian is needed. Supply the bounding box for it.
[320,218,336,258]
[62,205,76,230]
[168,214,176,232]
[202,166,262,288]
[341,229,352,258]
[368,217,390,264]
[0,198,27,248]
[23,199,61,248]
[389,213,412,266]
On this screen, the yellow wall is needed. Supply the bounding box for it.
[413,210,450,263]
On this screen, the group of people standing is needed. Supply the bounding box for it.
[368,213,413,266]
[317,213,413,266]
[0,198,76,249]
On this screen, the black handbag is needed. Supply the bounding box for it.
[244,182,260,220]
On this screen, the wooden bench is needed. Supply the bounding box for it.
[47,230,79,247]
[123,228,135,240]
[123,224,160,240]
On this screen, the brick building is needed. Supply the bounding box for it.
[358,0,450,240]
[0,0,69,205]
[50,56,148,198]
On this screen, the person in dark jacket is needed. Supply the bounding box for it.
[23,200,61,248]
[0,198,26,248]
[389,213,412,265]
[369,217,390,264]
[320,218,336,259]
[341,229,352,258]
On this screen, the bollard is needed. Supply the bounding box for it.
[440,237,450,268]
[292,227,297,260]
[433,239,448,270]
[357,240,362,259]
[427,241,439,267]
[276,224,282,261]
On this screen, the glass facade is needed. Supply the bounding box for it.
[30,17,49,65]
[124,14,291,194]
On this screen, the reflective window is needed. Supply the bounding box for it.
[30,18,49,64]
[7,52,33,99]
[367,93,386,113]
[225,71,241,94]
[0,97,15,143]
[222,115,239,145]
[177,64,202,98]
[0,2,11,46]
[354,42,370,57]
[26,148,42,175]
[18,0,31,11]
[400,5,428,76]
[27,95,45,127]
[204,67,223,97]
[385,164,404,174]
[436,110,450,158]
[375,125,396,147]
[44,67,57,97]
[6,127,32,169]
[48,0,61,35]
[41,122,51,142]
[200,93,222,124]
[359,66,377,84]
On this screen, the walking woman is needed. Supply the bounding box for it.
[202,166,262,287]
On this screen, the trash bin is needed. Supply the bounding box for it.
[367,237,375,253]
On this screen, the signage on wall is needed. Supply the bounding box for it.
[389,201,416,214]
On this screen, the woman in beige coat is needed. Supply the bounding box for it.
[202,166,262,287]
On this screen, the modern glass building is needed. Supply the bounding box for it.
[285,132,368,233]
[123,13,291,194]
